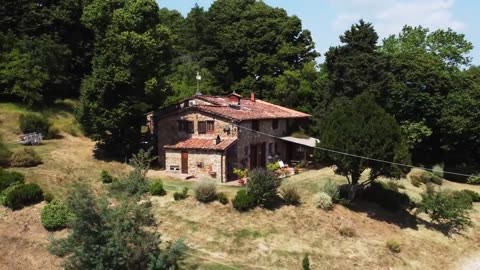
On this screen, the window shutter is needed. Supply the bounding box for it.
[198,121,206,134]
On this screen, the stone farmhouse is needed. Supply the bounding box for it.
[150,92,316,182]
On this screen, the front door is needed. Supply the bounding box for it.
[181,151,188,174]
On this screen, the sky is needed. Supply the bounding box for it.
[157,0,480,65]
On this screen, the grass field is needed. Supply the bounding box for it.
[1,102,480,269]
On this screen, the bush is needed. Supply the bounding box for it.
[339,226,357,237]
[233,168,248,179]
[432,164,444,178]
[41,199,75,230]
[19,113,51,136]
[232,190,256,212]
[322,179,340,203]
[467,174,480,185]
[109,171,149,197]
[2,183,43,210]
[217,192,229,205]
[417,186,473,231]
[360,181,411,211]
[460,189,480,202]
[173,187,188,201]
[194,181,217,203]
[100,170,114,184]
[10,148,42,167]
[410,176,422,187]
[280,186,301,205]
[314,192,333,210]
[431,175,443,185]
[386,239,401,253]
[247,168,281,205]
[44,192,54,203]
[46,126,61,139]
[405,190,422,207]
[149,180,166,196]
[302,254,310,270]
[0,169,25,192]
[266,162,280,172]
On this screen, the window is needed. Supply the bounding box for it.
[198,121,207,134]
[274,142,278,154]
[207,121,215,133]
[272,119,278,130]
[177,120,194,133]
[252,120,259,131]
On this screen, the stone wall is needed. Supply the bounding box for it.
[157,110,237,167]
[234,119,289,170]
[165,149,225,181]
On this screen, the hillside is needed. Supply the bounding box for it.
[1,103,480,269]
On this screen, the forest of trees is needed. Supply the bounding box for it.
[1,0,479,175]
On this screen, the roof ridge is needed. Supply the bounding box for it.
[255,99,311,117]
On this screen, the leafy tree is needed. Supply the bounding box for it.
[315,93,410,199]
[78,0,174,156]
[247,168,281,206]
[273,62,320,112]
[381,25,475,166]
[202,0,318,96]
[49,148,187,269]
[323,20,391,101]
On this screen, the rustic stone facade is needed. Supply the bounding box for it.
[155,95,310,182]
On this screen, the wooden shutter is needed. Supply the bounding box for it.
[198,121,207,134]
[206,121,214,133]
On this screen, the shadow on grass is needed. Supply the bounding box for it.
[345,200,420,230]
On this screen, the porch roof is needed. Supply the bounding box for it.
[164,138,237,151]
[280,136,319,148]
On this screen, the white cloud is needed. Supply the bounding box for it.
[330,0,465,39]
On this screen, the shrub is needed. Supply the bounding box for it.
[247,168,281,205]
[432,164,444,178]
[314,192,333,210]
[460,189,480,202]
[0,169,25,192]
[302,254,310,270]
[233,168,248,179]
[280,186,301,205]
[194,180,217,203]
[405,191,422,207]
[386,239,401,253]
[217,192,229,205]
[232,190,256,212]
[360,181,411,211]
[100,170,114,184]
[46,126,61,139]
[266,162,280,172]
[2,183,43,210]
[322,179,340,203]
[10,148,42,167]
[173,187,188,201]
[149,180,166,196]
[19,113,51,136]
[41,199,75,230]
[417,186,473,231]
[44,192,54,203]
[431,175,443,185]
[109,171,149,197]
[410,176,422,187]
[339,226,357,237]
[467,174,480,185]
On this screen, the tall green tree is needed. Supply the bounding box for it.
[381,25,474,165]
[201,0,318,97]
[315,93,410,198]
[78,0,174,156]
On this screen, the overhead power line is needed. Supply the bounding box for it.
[235,123,476,178]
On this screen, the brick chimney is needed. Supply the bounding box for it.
[228,92,241,105]
[250,92,256,102]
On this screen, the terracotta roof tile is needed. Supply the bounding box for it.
[193,96,310,121]
[164,138,237,151]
